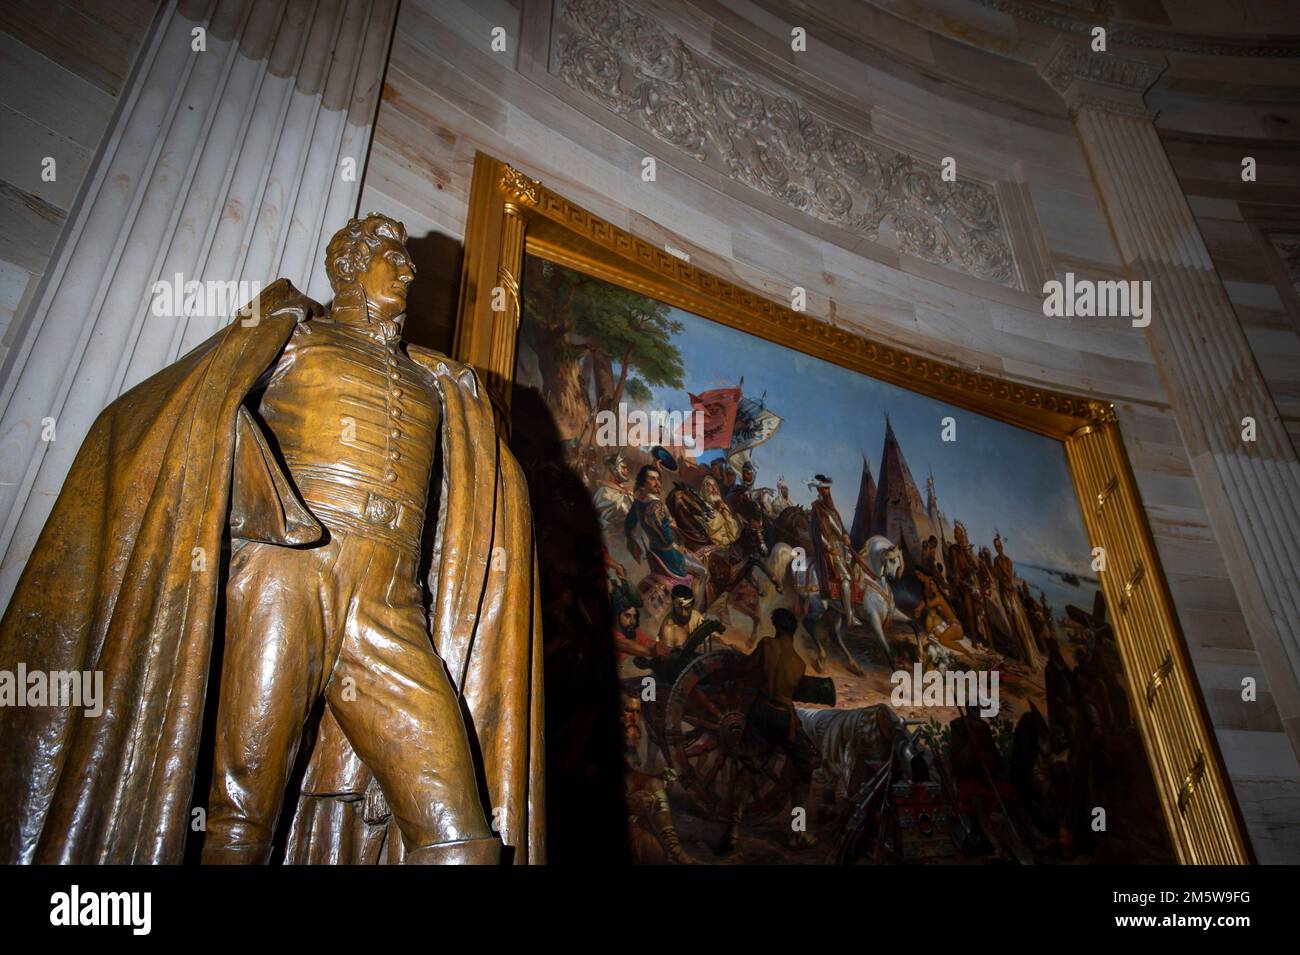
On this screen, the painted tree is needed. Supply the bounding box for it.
[520,257,596,436]
[521,258,685,439]
[581,278,684,414]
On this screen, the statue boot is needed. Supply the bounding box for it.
[404,836,502,865]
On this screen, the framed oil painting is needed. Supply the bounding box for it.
[453,153,1248,865]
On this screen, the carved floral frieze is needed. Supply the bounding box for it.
[550,0,1019,287]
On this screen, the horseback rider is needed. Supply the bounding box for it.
[726,460,765,525]
[769,476,794,518]
[625,462,707,607]
[699,475,741,547]
[710,458,738,497]
[807,474,862,628]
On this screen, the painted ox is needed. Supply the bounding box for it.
[796,703,904,802]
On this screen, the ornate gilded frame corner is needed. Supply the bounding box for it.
[454,154,542,427]
[453,152,1250,865]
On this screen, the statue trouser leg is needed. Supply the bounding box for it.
[322,540,496,864]
[203,540,325,864]
[203,535,495,864]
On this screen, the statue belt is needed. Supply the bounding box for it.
[297,476,425,555]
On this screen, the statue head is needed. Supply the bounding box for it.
[325,213,414,322]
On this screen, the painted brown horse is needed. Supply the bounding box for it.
[668,487,781,639]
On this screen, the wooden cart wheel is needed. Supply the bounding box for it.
[664,650,796,822]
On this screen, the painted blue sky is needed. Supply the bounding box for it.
[636,305,1093,575]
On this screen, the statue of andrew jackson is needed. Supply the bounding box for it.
[0,214,543,865]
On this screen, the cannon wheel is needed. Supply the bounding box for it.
[664,650,795,822]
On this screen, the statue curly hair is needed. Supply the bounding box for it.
[324,212,408,291]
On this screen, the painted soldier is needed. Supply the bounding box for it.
[710,458,738,497]
[993,533,1038,663]
[699,475,741,546]
[945,520,982,644]
[807,474,861,628]
[762,475,794,519]
[592,452,634,533]
[725,460,764,525]
[625,464,706,606]
[620,691,693,864]
[657,584,709,653]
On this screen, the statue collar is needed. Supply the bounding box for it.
[330,287,404,344]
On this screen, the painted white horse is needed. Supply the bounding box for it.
[803,535,910,673]
[851,535,913,667]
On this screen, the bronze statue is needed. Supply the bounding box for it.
[0,214,543,865]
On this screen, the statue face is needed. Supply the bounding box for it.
[358,237,415,318]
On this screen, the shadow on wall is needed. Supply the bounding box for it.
[402,228,630,860]
[509,384,631,864]
[402,231,464,355]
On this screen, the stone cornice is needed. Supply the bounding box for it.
[1037,38,1166,119]
[975,0,1300,58]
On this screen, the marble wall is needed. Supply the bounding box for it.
[0,1,157,365]
[0,0,398,625]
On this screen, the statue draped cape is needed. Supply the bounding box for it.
[0,280,544,864]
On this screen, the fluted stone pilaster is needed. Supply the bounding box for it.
[1043,40,1300,757]
[0,0,397,608]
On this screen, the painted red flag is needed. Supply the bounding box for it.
[689,387,742,450]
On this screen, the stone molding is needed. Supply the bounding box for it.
[550,0,1019,287]
[1038,38,1165,118]
[975,0,1300,58]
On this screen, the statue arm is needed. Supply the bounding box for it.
[228,405,323,546]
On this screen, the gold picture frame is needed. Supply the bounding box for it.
[452,151,1249,864]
